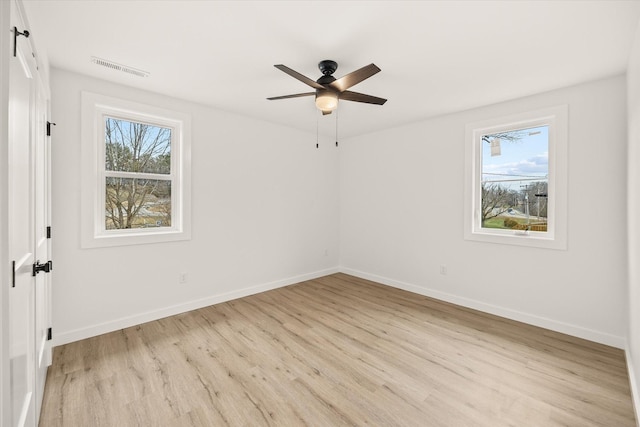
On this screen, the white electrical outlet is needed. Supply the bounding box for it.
[439,265,447,275]
[179,272,187,284]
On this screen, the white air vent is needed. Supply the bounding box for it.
[91,56,149,78]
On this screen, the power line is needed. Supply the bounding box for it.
[482,172,547,179]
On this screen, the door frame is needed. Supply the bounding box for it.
[32,65,52,420]
[1,0,13,424]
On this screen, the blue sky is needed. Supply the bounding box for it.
[482,125,548,189]
[106,117,172,156]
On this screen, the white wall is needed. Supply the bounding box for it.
[52,68,631,349]
[51,69,340,345]
[627,18,640,420]
[340,75,628,348]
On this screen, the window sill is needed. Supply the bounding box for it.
[464,228,566,250]
[81,227,191,249]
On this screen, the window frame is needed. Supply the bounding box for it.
[81,92,191,248]
[464,105,568,250]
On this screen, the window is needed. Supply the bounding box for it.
[464,106,567,249]
[81,92,191,248]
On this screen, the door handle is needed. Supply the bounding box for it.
[32,260,52,276]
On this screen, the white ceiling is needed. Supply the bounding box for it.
[22,1,640,138]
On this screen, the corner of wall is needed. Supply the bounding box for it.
[625,341,640,427]
[627,15,640,426]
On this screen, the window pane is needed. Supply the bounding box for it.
[481,125,548,232]
[105,117,171,174]
[105,177,171,229]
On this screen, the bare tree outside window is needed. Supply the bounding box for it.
[481,182,516,224]
[104,117,172,229]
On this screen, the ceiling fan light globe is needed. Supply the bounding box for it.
[315,91,338,112]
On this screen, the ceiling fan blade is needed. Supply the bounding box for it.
[274,64,325,90]
[329,63,381,92]
[339,90,387,105]
[267,92,315,101]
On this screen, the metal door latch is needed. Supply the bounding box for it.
[32,260,52,276]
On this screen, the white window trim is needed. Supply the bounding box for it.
[81,91,191,248]
[464,105,568,250]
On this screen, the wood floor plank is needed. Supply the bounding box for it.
[39,273,636,426]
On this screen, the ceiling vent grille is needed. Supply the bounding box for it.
[91,56,149,78]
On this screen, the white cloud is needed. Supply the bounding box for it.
[484,152,548,178]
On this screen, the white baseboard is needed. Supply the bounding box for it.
[54,266,626,350]
[625,343,640,427]
[340,267,626,349]
[53,267,339,346]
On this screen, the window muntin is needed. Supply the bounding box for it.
[464,106,567,250]
[81,92,191,248]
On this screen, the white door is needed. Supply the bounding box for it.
[9,23,36,427]
[9,2,51,425]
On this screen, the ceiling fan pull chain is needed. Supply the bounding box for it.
[316,114,319,149]
[335,110,339,147]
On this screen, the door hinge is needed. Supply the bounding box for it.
[33,260,52,276]
[12,261,16,288]
[13,26,30,58]
[46,121,56,136]
[46,226,51,239]
[47,328,52,341]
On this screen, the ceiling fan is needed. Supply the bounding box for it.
[267,60,387,115]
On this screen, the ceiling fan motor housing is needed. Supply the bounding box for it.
[317,75,336,85]
[318,60,338,76]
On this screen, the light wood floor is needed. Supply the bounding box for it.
[39,273,636,426]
